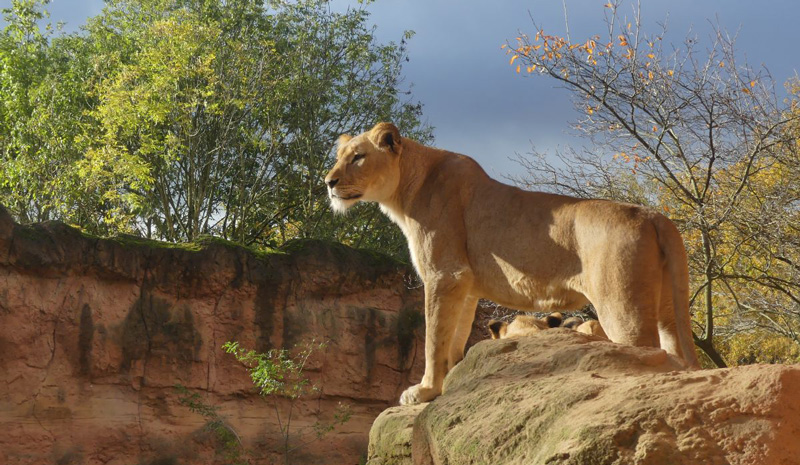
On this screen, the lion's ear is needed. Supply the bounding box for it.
[545,312,563,328]
[488,319,507,339]
[337,134,353,146]
[369,122,402,155]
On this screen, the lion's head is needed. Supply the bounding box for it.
[324,122,403,213]
[487,313,564,339]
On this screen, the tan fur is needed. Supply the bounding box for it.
[325,122,700,405]
[489,314,608,340]
[576,320,608,338]
[488,313,563,339]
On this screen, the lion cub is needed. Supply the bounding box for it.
[488,313,607,339]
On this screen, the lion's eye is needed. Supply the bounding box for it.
[351,154,365,164]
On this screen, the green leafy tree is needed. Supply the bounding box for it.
[84,0,430,252]
[1,0,428,260]
[0,0,102,228]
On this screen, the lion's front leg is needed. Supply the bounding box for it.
[400,277,471,406]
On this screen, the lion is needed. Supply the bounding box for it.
[562,316,608,338]
[324,122,700,405]
[487,313,565,339]
[488,313,608,339]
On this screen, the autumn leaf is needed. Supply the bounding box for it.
[509,55,519,65]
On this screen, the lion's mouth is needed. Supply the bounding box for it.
[331,193,362,200]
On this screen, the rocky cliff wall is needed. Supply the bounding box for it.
[0,205,426,465]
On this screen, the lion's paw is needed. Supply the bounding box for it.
[399,384,440,405]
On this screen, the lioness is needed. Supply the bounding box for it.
[488,313,608,339]
[487,313,565,339]
[325,122,700,405]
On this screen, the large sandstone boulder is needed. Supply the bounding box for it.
[368,330,800,465]
[0,205,426,465]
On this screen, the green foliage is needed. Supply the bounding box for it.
[223,340,352,464]
[0,0,429,260]
[222,340,322,399]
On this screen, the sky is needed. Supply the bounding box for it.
[3,0,799,178]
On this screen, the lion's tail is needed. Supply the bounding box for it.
[654,214,701,369]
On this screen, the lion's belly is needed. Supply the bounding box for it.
[471,254,590,311]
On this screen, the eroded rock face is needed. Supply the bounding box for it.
[369,330,800,465]
[0,205,426,465]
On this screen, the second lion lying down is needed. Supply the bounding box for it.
[488,313,608,340]
[325,122,700,405]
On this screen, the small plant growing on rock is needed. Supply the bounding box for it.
[222,340,352,465]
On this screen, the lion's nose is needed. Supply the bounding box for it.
[326,178,339,189]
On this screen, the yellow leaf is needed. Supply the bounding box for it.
[647,53,655,59]
[516,64,521,73]
[750,80,757,87]
[668,70,674,76]
[509,55,518,65]
[648,71,654,80]
[719,61,725,68]
[604,2,613,7]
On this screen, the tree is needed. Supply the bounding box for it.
[506,1,799,366]
[0,0,429,260]
[84,0,431,250]
[0,0,101,228]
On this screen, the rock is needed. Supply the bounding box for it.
[0,213,428,465]
[368,330,800,465]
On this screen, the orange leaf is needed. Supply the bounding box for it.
[501,44,507,49]
[647,53,655,59]
[509,55,519,65]
[742,87,751,94]
[516,64,521,73]
[750,80,757,87]
[719,61,725,68]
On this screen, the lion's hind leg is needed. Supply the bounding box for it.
[588,269,661,349]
